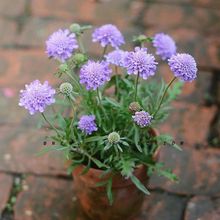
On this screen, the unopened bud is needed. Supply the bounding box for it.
[59,82,73,96]
[108,132,120,144]
[129,102,141,114]
[70,23,81,35]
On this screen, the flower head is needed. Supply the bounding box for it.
[124,47,157,80]
[92,24,125,48]
[129,102,142,114]
[168,53,197,82]
[46,29,78,62]
[108,132,120,144]
[105,49,127,67]
[59,82,73,97]
[153,33,176,60]
[19,80,55,115]
[78,115,98,135]
[80,60,112,90]
[132,111,153,128]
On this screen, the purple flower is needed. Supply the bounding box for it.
[78,115,98,135]
[105,49,127,67]
[132,111,153,128]
[80,60,112,90]
[124,47,158,80]
[153,33,176,60]
[19,80,55,115]
[46,29,78,62]
[168,53,197,82]
[92,24,125,48]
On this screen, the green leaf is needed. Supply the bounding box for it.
[105,97,121,108]
[130,175,150,195]
[106,178,113,205]
[134,127,142,152]
[84,136,106,143]
[36,145,68,156]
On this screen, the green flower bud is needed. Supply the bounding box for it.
[59,63,68,72]
[73,53,87,64]
[108,132,120,144]
[129,102,142,114]
[59,82,73,96]
[70,23,81,34]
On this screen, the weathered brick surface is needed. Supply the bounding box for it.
[0,50,58,87]
[159,103,217,147]
[184,196,220,220]
[14,176,75,220]
[16,18,69,47]
[0,126,65,175]
[0,0,26,17]
[31,0,132,27]
[0,19,16,46]
[135,191,187,220]
[149,147,220,196]
[0,173,13,214]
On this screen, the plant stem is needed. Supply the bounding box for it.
[102,46,108,58]
[65,71,81,91]
[153,76,177,118]
[115,66,119,99]
[134,72,140,101]
[96,88,102,104]
[77,36,85,53]
[41,113,61,137]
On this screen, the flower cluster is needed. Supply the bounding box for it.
[105,49,126,67]
[132,111,153,128]
[80,60,112,90]
[123,47,158,80]
[92,24,125,48]
[153,33,176,60]
[46,29,78,62]
[78,115,98,135]
[168,53,197,82]
[19,80,55,115]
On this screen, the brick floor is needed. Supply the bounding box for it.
[0,0,220,219]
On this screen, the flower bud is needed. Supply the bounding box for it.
[73,53,87,64]
[108,132,120,144]
[59,82,73,96]
[70,23,81,35]
[59,63,68,72]
[129,102,141,114]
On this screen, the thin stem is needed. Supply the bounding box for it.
[96,88,102,104]
[77,36,85,53]
[65,71,81,91]
[41,113,61,137]
[153,76,177,118]
[115,66,119,99]
[101,46,108,58]
[134,72,140,101]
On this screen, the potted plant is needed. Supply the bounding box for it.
[19,23,197,220]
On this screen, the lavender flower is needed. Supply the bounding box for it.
[153,33,176,60]
[80,60,112,90]
[92,24,125,48]
[105,49,127,67]
[46,29,78,62]
[168,53,198,82]
[132,111,153,128]
[124,47,157,80]
[78,115,98,135]
[19,80,55,115]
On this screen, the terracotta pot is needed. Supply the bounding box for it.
[72,129,159,220]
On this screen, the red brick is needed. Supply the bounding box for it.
[135,191,187,220]
[0,19,16,46]
[184,196,220,220]
[14,176,76,220]
[0,173,13,214]
[159,103,216,147]
[0,126,65,175]
[0,0,26,17]
[0,49,58,87]
[143,4,184,28]
[31,0,131,27]
[17,18,69,47]
[149,147,220,196]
